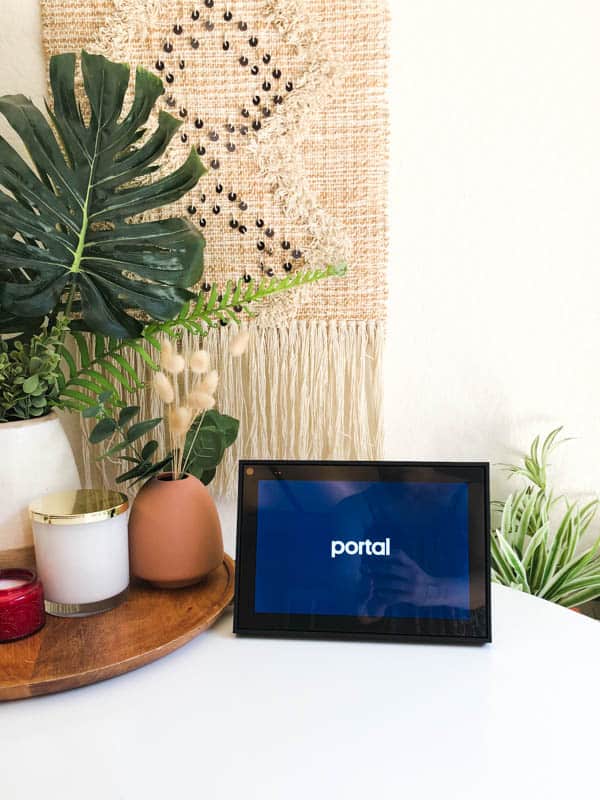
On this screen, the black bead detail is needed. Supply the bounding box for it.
[249,36,258,47]
[213,205,220,214]
[292,249,302,259]
[179,107,187,117]
[262,107,271,118]
[188,205,196,215]
[226,142,236,152]
[250,65,259,76]
[205,20,215,31]
[211,159,220,170]
[252,95,261,106]
[191,38,200,49]
[265,227,274,238]
[224,10,233,21]
[180,60,186,70]
[192,9,200,21]
[262,81,271,92]
[220,319,228,327]
[239,55,249,67]
[200,194,206,202]
[209,130,219,141]
[241,108,250,118]
[263,53,272,64]
[286,81,293,92]
[283,262,293,272]
[199,218,207,227]
[164,41,173,53]
[166,95,176,107]
[281,241,291,250]
[266,268,274,277]
[230,219,239,229]
[256,219,264,228]
[239,21,248,31]
[239,201,248,211]
[155,60,164,71]
[252,119,262,131]
[197,145,206,155]
[243,273,252,283]
[173,24,183,35]
[272,68,282,79]
[202,282,211,291]
[204,0,214,7]
[223,40,230,51]
[226,123,235,133]
[216,183,223,193]
[257,241,265,251]
[239,225,247,234]
[228,192,237,201]
[166,73,174,84]
[240,125,248,135]
[273,95,283,105]
[195,117,204,129]
[181,133,188,143]
[233,305,243,313]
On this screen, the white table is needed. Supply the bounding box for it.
[2,509,600,799]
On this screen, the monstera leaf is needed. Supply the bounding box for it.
[0,51,205,338]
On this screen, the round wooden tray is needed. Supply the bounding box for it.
[0,550,234,701]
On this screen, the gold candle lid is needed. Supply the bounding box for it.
[29,489,129,526]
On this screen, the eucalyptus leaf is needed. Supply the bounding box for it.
[126,417,162,443]
[89,416,118,444]
[118,405,140,428]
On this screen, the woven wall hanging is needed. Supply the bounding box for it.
[40,0,389,493]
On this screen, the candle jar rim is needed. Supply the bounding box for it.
[29,489,129,526]
[0,568,39,598]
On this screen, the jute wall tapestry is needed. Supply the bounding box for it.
[40,0,389,493]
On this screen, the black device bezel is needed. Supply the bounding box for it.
[234,460,491,644]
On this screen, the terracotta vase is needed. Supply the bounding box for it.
[128,473,224,589]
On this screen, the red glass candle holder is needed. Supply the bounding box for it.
[0,569,45,643]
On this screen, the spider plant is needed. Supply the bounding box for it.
[492,427,600,607]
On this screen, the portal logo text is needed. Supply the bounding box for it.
[330,538,391,558]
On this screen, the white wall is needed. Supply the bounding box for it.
[2,1,600,504]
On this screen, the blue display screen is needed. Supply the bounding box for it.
[255,480,471,620]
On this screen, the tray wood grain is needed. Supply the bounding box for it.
[0,548,234,701]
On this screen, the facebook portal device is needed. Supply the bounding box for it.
[234,461,491,644]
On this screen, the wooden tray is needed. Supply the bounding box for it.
[0,549,234,701]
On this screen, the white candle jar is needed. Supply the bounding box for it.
[29,489,129,617]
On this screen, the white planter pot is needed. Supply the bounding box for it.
[0,412,81,552]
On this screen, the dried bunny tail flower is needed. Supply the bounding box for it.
[152,371,175,404]
[169,406,193,437]
[159,339,174,370]
[200,369,219,394]
[229,329,250,357]
[189,349,210,375]
[188,390,215,412]
[163,352,185,375]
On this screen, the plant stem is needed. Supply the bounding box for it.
[181,410,206,476]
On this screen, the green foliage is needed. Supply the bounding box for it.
[492,427,600,607]
[86,402,238,487]
[0,50,205,339]
[0,319,68,421]
[59,263,347,411]
[184,410,239,484]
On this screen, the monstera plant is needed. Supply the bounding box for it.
[0,50,205,341]
[0,50,346,553]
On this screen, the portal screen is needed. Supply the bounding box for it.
[254,480,471,620]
